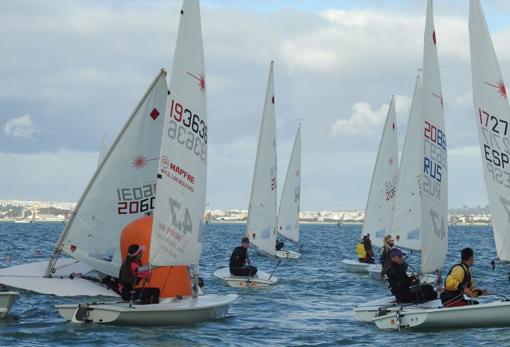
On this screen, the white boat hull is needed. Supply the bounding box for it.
[342,259,371,273]
[354,296,442,322]
[367,265,439,285]
[0,259,118,297]
[275,249,301,259]
[57,294,238,326]
[373,300,510,330]
[213,267,277,288]
[0,292,18,318]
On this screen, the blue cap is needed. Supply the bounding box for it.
[389,248,405,257]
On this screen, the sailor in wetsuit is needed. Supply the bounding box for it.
[386,248,437,303]
[229,237,258,277]
[118,244,160,304]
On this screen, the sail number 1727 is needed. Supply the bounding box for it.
[479,109,509,136]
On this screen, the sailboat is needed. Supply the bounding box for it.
[57,0,237,325]
[343,96,399,273]
[355,0,447,322]
[370,0,510,332]
[0,70,168,297]
[14,208,31,224]
[214,62,279,288]
[275,124,302,259]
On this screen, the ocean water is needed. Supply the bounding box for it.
[1,222,510,346]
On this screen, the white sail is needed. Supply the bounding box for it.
[54,70,168,277]
[419,0,448,274]
[277,124,301,243]
[361,96,399,248]
[469,0,510,261]
[392,76,423,252]
[246,62,278,256]
[150,0,207,266]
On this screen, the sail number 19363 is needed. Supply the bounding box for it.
[167,99,207,163]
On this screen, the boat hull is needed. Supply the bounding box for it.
[275,250,301,259]
[354,296,442,322]
[213,267,277,288]
[342,259,370,273]
[0,259,118,297]
[57,294,238,326]
[0,292,18,318]
[373,300,510,330]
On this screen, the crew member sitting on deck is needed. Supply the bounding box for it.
[440,247,488,307]
[275,239,284,251]
[230,237,258,277]
[386,248,437,303]
[356,234,375,263]
[380,235,394,267]
[118,244,160,304]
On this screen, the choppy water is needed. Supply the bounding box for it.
[1,222,510,346]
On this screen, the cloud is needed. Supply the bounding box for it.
[330,94,411,137]
[3,114,37,139]
[331,101,389,136]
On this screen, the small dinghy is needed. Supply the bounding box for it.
[0,291,18,319]
[57,0,238,326]
[354,0,448,320]
[342,259,371,273]
[343,96,399,272]
[213,267,277,288]
[371,0,510,330]
[275,125,302,260]
[58,294,237,326]
[373,300,510,330]
[215,62,280,287]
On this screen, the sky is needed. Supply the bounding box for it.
[2,0,510,210]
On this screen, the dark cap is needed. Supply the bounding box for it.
[389,248,405,257]
[241,236,250,244]
[461,247,474,261]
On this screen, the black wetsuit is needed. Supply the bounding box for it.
[229,246,257,276]
[386,262,437,303]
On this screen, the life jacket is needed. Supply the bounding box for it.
[445,263,471,294]
[356,242,367,259]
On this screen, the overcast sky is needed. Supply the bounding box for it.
[2,0,510,210]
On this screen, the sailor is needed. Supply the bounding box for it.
[275,239,284,251]
[356,234,375,263]
[386,248,437,303]
[229,237,258,276]
[118,244,160,304]
[440,247,488,307]
[380,234,394,267]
